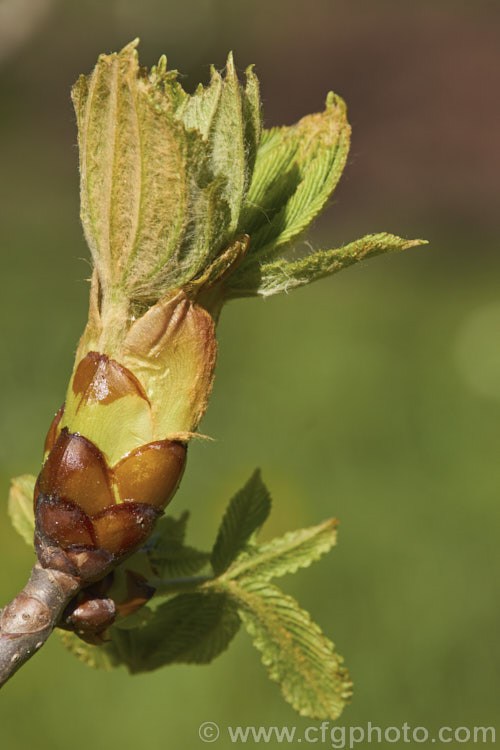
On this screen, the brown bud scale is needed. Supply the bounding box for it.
[35,422,186,582]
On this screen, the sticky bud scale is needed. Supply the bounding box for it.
[34,350,188,583]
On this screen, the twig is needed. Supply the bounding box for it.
[0,563,80,688]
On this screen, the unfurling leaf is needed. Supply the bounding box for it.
[178,54,261,237]
[238,93,349,261]
[228,233,427,298]
[8,475,36,547]
[226,518,339,581]
[73,42,260,310]
[211,470,271,576]
[227,579,352,720]
[73,41,192,302]
[73,39,423,309]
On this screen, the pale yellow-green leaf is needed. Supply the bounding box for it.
[228,233,427,297]
[209,54,247,234]
[241,64,262,177]
[237,92,350,267]
[227,579,352,720]
[177,65,224,139]
[73,40,226,307]
[179,55,260,235]
[240,127,299,234]
[86,41,186,298]
[226,518,338,581]
[174,173,232,287]
[8,475,36,547]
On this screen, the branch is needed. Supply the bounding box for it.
[0,563,80,688]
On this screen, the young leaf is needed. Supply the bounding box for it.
[200,54,250,236]
[211,470,271,576]
[237,92,350,267]
[73,41,251,308]
[8,475,36,547]
[241,65,262,180]
[226,518,338,581]
[227,579,352,720]
[178,55,260,240]
[73,40,190,300]
[177,65,224,137]
[227,233,427,297]
[108,592,240,672]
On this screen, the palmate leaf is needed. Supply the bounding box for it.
[226,518,338,582]
[228,233,427,298]
[8,474,36,547]
[53,468,350,721]
[227,579,352,720]
[211,470,271,576]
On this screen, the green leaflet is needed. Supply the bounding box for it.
[8,475,36,547]
[227,233,427,297]
[225,518,338,582]
[211,470,271,576]
[107,592,241,673]
[143,512,211,578]
[73,40,189,301]
[177,55,261,238]
[147,548,210,579]
[227,579,352,720]
[241,65,262,182]
[236,92,350,264]
[177,66,224,137]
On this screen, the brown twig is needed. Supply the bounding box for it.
[0,563,80,688]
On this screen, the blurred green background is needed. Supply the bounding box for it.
[0,0,499,747]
